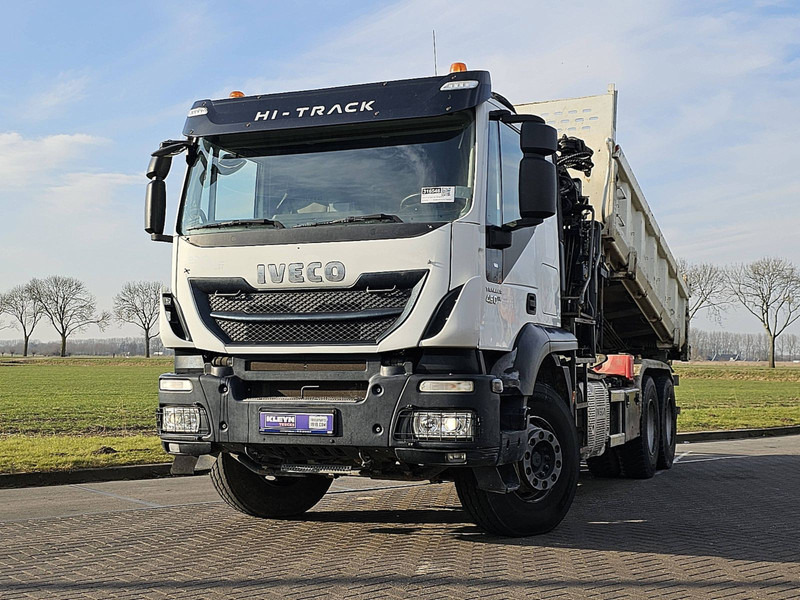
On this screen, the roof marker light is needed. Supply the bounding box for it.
[187,107,208,117]
[449,62,468,73]
[440,80,479,91]
[229,90,245,98]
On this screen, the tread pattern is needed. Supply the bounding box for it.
[618,376,660,479]
[211,453,331,518]
[656,377,677,469]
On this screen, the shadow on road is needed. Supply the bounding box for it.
[303,453,800,564]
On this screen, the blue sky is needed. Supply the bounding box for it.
[1,0,799,340]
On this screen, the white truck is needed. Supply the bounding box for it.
[145,64,689,536]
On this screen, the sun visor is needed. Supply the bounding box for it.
[183,71,491,137]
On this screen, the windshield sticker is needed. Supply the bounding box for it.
[421,186,456,203]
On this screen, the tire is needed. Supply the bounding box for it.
[454,383,580,537]
[211,452,332,518]
[586,447,621,478]
[656,377,677,469]
[619,376,660,479]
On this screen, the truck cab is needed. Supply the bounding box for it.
[146,65,688,536]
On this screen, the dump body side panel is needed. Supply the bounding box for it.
[515,88,688,358]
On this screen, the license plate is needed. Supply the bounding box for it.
[259,412,334,435]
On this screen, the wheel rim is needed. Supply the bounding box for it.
[646,400,658,455]
[517,416,563,501]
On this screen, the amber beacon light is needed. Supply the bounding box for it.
[449,62,468,73]
[229,90,245,98]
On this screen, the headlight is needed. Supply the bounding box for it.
[161,406,202,433]
[411,411,475,440]
[159,378,193,392]
[419,380,474,393]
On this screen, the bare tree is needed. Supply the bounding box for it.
[113,281,163,358]
[727,258,800,368]
[28,276,111,357]
[678,259,729,322]
[0,283,45,356]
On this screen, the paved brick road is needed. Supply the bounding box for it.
[1,436,799,599]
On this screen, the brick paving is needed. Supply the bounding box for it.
[1,436,799,599]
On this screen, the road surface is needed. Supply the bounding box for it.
[1,436,798,599]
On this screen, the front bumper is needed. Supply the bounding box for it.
[157,370,527,468]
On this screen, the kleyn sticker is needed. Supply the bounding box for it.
[421,186,456,203]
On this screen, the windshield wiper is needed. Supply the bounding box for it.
[295,213,403,228]
[187,218,285,231]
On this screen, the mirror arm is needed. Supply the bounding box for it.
[152,139,193,158]
[489,110,546,125]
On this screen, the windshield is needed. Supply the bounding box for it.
[179,114,475,232]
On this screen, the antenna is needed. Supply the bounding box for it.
[432,29,438,76]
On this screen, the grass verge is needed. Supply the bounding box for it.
[0,434,166,474]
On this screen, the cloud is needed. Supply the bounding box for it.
[45,172,141,213]
[232,0,800,268]
[23,72,91,119]
[0,131,107,187]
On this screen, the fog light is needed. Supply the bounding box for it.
[411,411,475,440]
[419,380,474,393]
[161,406,202,433]
[160,378,193,392]
[491,378,504,394]
[446,452,467,463]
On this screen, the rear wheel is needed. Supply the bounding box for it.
[211,452,332,518]
[619,376,660,478]
[586,447,621,478]
[455,383,579,536]
[656,377,677,469]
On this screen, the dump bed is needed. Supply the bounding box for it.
[516,87,689,360]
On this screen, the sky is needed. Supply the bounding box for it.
[1,0,799,341]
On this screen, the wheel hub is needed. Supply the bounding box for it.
[521,424,563,492]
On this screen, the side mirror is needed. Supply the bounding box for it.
[144,139,190,243]
[518,119,558,224]
[145,180,167,236]
[146,155,172,180]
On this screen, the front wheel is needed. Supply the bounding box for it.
[455,383,580,536]
[211,452,332,518]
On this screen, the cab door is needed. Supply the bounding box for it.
[481,118,561,349]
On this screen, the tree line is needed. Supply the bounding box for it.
[682,257,800,367]
[0,336,170,358]
[690,330,800,362]
[0,277,162,358]
[2,257,798,363]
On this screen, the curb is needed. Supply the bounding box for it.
[2,428,799,489]
[676,425,800,443]
[0,462,175,490]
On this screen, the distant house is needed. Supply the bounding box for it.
[709,352,741,361]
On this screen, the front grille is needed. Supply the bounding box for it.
[209,288,411,314]
[194,271,425,345]
[216,316,398,345]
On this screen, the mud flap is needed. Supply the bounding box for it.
[171,455,199,475]
[473,464,521,494]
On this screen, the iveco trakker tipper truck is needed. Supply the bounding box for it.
[145,64,689,536]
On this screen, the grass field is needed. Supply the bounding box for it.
[0,357,171,473]
[0,357,798,473]
[673,363,800,431]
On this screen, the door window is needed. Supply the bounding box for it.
[499,123,523,226]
